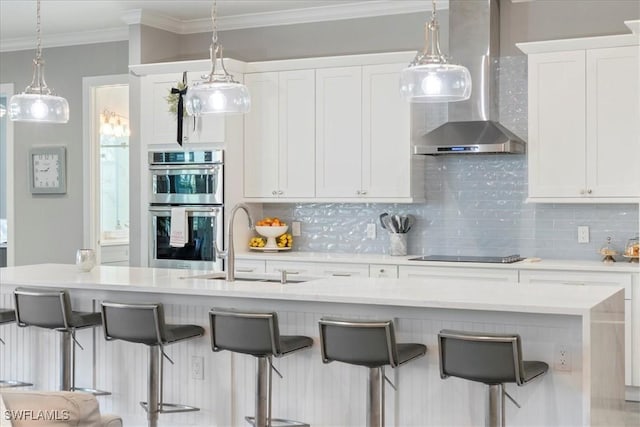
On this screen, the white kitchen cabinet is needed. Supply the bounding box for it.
[633,273,640,388]
[519,269,634,385]
[100,244,129,266]
[265,260,370,278]
[369,264,399,278]
[141,72,225,146]
[315,64,422,202]
[234,259,266,274]
[522,42,639,202]
[399,266,518,284]
[244,70,315,199]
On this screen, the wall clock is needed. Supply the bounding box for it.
[29,146,67,194]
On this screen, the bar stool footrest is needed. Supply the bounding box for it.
[0,380,33,389]
[245,416,310,427]
[71,386,111,396]
[140,402,200,414]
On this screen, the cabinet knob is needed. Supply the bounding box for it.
[272,190,278,196]
[379,269,385,273]
[587,189,592,194]
[360,190,367,195]
[278,190,284,195]
[356,190,361,195]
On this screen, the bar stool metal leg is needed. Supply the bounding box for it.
[367,367,385,427]
[61,331,72,391]
[146,346,160,427]
[486,384,505,427]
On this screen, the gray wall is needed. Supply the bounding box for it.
[0,41,128,265]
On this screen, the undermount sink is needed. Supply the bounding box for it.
[180,272,310,284]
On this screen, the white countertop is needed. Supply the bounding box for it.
[0,264,623,316]
[237,251,640,273]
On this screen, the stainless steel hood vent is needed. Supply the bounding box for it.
[413,0,526,155]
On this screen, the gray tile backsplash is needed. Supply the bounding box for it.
[262,56,639,261]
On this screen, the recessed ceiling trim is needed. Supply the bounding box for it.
[0,27,129,53]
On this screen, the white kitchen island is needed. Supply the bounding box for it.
[0,264,625,426]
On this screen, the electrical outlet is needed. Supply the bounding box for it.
[191,356,204,380]
[366,223,377,239]
[577,226,590,243]
[291,221,301,237]
[554,345,571,372]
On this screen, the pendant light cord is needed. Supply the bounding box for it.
[211,0,218,47]
[36,0,42,61]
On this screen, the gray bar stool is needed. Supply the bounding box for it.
[209,309,313,427]
[438,329,549,427]
[101,301,204,427]
[13,287,109,394]
[0,308,33,388]
[318,318,426,427]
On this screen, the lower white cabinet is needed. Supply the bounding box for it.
[265,261,369,278]
[235,259,266,274]
[369,264,399,278]
[100,244,129,266]
[520,270,635,386]
[399,266,518,284]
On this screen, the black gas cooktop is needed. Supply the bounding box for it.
[409,254,524,264]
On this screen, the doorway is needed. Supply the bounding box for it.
[83,75,130,265]
[0,83,14,267]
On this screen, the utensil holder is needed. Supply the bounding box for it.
[389,233,407,256]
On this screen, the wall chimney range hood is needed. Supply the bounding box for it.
[413,0,526,155]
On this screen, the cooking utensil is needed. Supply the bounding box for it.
[404,215,415,232]
[379,213,389,230]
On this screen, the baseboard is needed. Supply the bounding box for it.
[627,385,640,402]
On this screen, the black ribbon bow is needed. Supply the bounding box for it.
[171,71,188,146]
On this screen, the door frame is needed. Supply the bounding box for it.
[0,83,15,266]
[82,74,129,263]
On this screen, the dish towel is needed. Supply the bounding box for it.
[169,207,188,247]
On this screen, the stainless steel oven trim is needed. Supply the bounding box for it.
[149,164,221,171]
[148,150,223,165]
[149,206,224,271]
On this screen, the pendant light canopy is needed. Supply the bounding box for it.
[400,0,471,103]
[185,0,250,116]
[9,0,69,123]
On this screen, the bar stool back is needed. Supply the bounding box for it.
[210,309,313,427]
[438,329,549,427]
[13,287,108,394]
[0,308,33,388]
[319,318,426,427]
[101,301,204,427]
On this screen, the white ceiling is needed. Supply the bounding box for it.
[0,0,437,52]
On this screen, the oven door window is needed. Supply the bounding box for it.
[155,215,216,262]
[151,166,222,205]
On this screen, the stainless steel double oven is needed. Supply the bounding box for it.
[148,150,224,270]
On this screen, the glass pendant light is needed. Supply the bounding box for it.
[185,0,250,115]
[400,0,471,103]
[9,0,69,123]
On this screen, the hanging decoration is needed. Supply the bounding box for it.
[170,71,189,146]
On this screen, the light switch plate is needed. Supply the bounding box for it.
[292,221,301,236]
[366,223,376,239]
[578,226,589,243]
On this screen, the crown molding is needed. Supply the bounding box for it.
[1,0,445,52]
[0,27,129,53]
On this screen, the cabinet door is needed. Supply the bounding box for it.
[265,260,369,278]
[362,64,411,198]
[586,46,640,197]
[244,72,280,197]
[278,70,316,198]
[141,73,187,145]
[528,51,586,198]
[316,67,362,197]
[398,266,518,283]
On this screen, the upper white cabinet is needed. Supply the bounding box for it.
[520,35,640,202]
[141,72,225,146]
[243,70,315,199]
[316,63,422,201]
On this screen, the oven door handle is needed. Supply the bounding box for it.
[149,206,222,213]
[149,164,220,171]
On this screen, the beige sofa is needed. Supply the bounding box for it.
[0,391,122,427]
